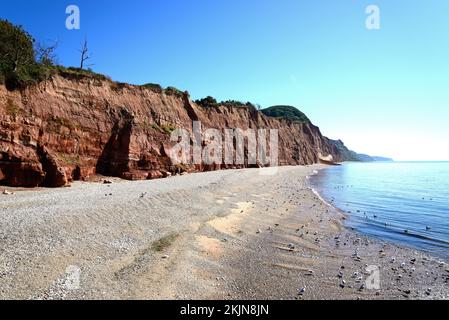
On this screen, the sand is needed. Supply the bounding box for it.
[1,165,448,300]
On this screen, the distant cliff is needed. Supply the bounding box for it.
[1,72,361,188]
[329,139,393,162]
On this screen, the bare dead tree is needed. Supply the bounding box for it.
[79,39,93,69]
[36,40,59,67]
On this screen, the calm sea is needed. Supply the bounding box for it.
[309,161,449,259]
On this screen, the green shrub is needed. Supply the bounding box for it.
[261,105,310,123]
[151,123,161,131]
[164,86,184,97]
[161,124,176,134]
[141,83,163,93]
[195,96,218,108]
[0,19,47,90]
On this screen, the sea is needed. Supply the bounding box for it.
[309,161,449,259]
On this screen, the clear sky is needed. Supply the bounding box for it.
[1,0,448,161]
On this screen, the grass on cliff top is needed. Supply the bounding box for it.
[195,96,259,112]
[140,83,163,92]
[52,65,111,82]
[164,86,185,97]
[261,105,310,123]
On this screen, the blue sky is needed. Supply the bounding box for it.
[1,0,448,160]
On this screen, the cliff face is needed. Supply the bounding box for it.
[0,75,347,188]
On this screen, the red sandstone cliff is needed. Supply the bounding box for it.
[0,74,345,188]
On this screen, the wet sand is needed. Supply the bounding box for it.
[1,165,448,299]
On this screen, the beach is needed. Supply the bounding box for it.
[1,165,448,300]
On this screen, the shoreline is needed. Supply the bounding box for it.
[308,165,449,264]
[1,165,448,299]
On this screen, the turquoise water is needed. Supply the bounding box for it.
[310,162,449,259]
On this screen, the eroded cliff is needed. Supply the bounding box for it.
[0,74,347,187]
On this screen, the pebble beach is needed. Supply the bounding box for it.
[1,165,448,299]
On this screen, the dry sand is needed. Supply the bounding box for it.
[1,165,448,300]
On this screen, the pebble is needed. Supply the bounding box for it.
[256,229,262,234]
[298,287,306,295]
[2,190,14,195]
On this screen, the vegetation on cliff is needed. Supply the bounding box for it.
[261,105,310,123]
[195,96,259,112]
[0,19,45,89]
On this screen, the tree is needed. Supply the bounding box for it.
[195,96,218,108]
[35,40,58,67]
[0,19,37,85]
[79,39,93,70]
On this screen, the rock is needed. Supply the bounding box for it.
[148,170,164,180]
[161,255,169,259]
[2,190,13,195]
[256,229,262,234]
[298,287,306,295]
[1,75,355,188]
[103,179,113,184]
[37,145,68,187]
